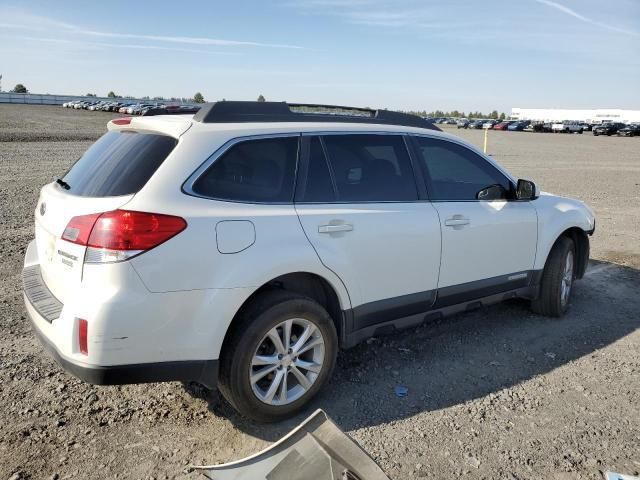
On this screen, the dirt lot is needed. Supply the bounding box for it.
[0,105,638,480]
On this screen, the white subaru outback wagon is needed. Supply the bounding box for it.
[24,101,595,421]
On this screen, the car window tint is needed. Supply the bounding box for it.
[298,137,336,202]
[322,134,418,202]
[192,136,298,203]
[414,137,511,201]
[62,131,177,197]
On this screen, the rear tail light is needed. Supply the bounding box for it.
[62,213,101,245]
[78,319,88,355]
[62,210,187,263]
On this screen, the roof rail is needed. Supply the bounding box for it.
[191,101,441,131]
[141,106,201,117]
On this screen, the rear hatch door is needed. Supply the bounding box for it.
[35,123,182,304]
[35,187,132,303]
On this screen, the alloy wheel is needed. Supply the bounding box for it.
[560,250,574,307]
[249,318,325,406]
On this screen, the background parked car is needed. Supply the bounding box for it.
[553,121,585,134]
[493,121,513,130]
[507,121,530,131]
[482,120,498,129]
[593,122,626,136]
[551,122,568,133]
[469,119,484,129]
[617,124,640,137]
[456,119,470,129]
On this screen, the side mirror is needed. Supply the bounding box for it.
[516,179,538,200]
[476,184,506,201]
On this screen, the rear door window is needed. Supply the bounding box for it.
[192,136,299,203]
[296,137,337,203]
[321,134,418,202]
[62,130,177,197]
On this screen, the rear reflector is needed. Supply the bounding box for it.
[62,210,187,263]
[78,319,88,355]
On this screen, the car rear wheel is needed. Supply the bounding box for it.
[218,290,338,422]
[531,236,575,317]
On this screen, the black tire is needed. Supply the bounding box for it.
[218,290,338,422]
[593,132,598,136]
[531,236,575,317]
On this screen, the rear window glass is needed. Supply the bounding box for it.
[62,130,177,197]
[191,136,298,203]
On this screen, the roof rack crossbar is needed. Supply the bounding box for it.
[191,101,440,130]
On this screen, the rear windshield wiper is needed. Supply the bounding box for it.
[55,177,71,190]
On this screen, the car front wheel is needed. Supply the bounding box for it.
[531,236,575,317]
[218,290,338,422]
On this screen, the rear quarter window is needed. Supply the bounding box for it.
[191,136,299,203]
[62,130,177,197]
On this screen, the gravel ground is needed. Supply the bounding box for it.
[0,105,638,480]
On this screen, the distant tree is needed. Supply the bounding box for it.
[489,110,499,119]
[141,95,150,100]
[152,96,165,101]
[11,83,28,93]
[86,93,97,97]
[257,94,266,102]
[499,112,506,120]
[193,92,205,103]
[107,91,117,98]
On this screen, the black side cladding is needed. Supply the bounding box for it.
[192,101,442,131]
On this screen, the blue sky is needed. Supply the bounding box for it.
[1,0,638,112]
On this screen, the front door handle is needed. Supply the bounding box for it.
[318,223,353,234]
[444,215,470,227]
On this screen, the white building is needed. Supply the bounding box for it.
[510,108,640,124]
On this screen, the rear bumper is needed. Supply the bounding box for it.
[23,239,220,388]
[28,311,218,387]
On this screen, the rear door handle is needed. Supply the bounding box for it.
[444,215,470,227]
[318,224,353,234]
